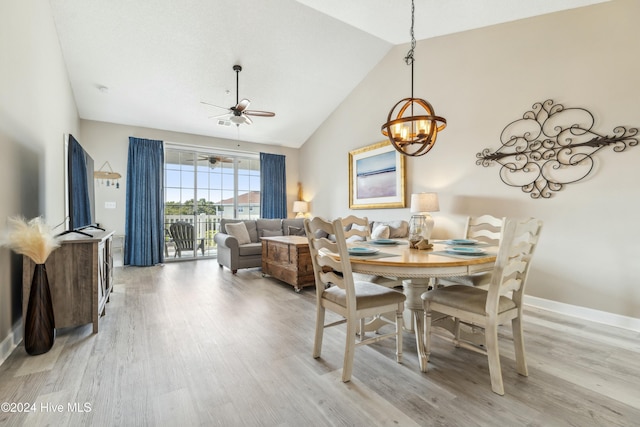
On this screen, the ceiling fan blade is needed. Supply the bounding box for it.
[242,114,253,125]
[244,110,275,117]
[209,112,231,119]
[201,101,231,111]
[235,98,251,112]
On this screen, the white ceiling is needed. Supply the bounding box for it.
[50,0,608,148]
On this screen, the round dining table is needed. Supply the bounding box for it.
[347,240,497,372]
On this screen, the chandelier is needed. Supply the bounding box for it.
[381,0,446,157]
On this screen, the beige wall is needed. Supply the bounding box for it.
[300,0,640,320]
[80,119,300,237]
[0,0,80,360]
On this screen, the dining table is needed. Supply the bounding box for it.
[347,239,498,372]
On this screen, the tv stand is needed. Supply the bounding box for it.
[23,229,114,333]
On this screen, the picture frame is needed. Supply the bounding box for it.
[349,140,406,209]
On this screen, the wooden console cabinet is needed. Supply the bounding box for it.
[23,229,114,333]
[261,236,315,292]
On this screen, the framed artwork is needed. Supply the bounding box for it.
[349,140,406,209]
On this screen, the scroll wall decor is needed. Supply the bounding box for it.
[476,99,638,199]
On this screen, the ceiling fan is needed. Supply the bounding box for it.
[197,155,233,167]
[202,65,275,126]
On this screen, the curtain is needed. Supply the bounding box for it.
[124,137,164,266]
[260,152,287,219]
[68,135,92,229]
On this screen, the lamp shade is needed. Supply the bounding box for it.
[292,201,309,213]
[410,193,439,213]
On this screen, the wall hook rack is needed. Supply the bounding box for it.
[94,161,122,189]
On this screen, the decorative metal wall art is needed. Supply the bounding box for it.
[476,99,638,199]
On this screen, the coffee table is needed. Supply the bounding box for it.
[261,236,315,292]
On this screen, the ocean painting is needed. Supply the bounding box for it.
[356,151,397,199]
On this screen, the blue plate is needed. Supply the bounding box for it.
[348,247,380,255]
[371,239,398,245]
[445,239,478,245]
[446,246,486,256]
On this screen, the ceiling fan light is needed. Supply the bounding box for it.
[229,115,245,125]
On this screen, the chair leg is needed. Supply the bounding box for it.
[342,317,357,382]
[512,316,528,377]
[358,318,365,341]
[485,322,505,395]
[312,306,325,359]
[423,304,432,372]
[453,317,461,348]
[395,303,403,363]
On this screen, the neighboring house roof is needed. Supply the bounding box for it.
[218,191,260,205]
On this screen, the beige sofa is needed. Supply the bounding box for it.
[214,218,305,274]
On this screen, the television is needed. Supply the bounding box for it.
[64,134,97,233]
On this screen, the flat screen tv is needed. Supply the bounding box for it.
[64,134,97,232]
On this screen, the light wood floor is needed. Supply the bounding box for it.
[1,261,639,427]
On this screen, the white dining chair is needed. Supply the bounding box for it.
[304,216,406,382]
[438,214,506,289]
[342,214,371,242]
[422,217,543,395]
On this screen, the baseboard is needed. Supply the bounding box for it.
[0,320,23,367]
[524,295,640,332]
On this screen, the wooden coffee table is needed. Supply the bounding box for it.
[261,236,315,292]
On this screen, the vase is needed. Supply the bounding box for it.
[24,264,55,355]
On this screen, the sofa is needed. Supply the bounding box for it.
[214,218,305,274]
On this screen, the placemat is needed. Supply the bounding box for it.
[433,240,492,248]
[363,240,409,246]
[348,251,399,260]
[431,250,496,260]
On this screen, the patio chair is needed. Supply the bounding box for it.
[169,221,205,258]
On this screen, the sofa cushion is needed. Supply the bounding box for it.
[262,229,283,238]
[256,219,283,237]
[238,242,263,256]
[225,222,251,245]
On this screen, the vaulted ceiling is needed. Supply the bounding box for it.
[50,0,608,148]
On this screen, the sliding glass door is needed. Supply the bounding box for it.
[164,146,260,260]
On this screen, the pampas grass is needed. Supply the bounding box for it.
[1,216,60,264]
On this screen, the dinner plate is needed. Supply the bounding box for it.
[348,247,380,255]
[446,246,487,256]
[445,239,478,245]
[370,239,398,245]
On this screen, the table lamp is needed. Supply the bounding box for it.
[409,192,439,242]
[292,201,309,218]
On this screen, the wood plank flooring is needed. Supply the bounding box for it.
[1,261,639,426]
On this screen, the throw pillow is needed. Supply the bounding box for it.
[225,222,251,245]
[350,223,367,232]
[288,226,305,236]
[261,229,283,238]
[371,224,390,240]
[372,221,408,238]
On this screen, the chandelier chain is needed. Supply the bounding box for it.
[404,0,416,66]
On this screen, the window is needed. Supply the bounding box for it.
[164,145,260,259]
